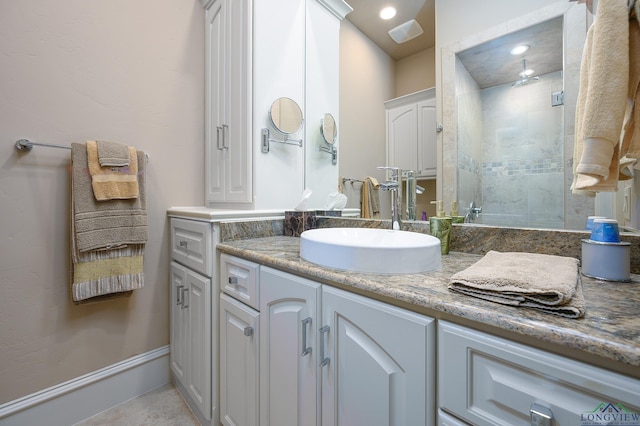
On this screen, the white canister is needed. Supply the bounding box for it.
[581,239,631,282]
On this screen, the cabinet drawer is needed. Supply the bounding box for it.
[170,218,213,277]
[220,253,259,310]
[438,321,640,426]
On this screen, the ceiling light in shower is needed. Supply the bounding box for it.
[510,45,530,55]
[380,6,397,20]
[512,59,540,87]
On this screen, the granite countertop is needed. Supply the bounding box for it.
[217,235,640,377]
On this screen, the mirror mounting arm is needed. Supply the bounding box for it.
[319,144,337,165]
[261,128,303,153]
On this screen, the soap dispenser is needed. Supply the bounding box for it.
[450,201,466,224]
[429,200,453,255]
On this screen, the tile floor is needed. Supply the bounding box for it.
[74,383,199,426]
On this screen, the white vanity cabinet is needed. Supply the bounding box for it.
[219,255,436,426]
[203,0,252,205]
[170,217,218,425]
[386,87,437,178]
[438,321,640,426]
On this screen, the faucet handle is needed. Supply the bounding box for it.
[377,166,401,180]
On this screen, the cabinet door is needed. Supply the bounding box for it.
[417,97,437,177]
[186,269,212,420]
[224,0,252,203]
[220,294,259,426]
[205,0,252,204]
[205,0,226,202]
[321,286,435,426]
[387,103,418,172]
[170,262,189,385]
[260,266,321,426]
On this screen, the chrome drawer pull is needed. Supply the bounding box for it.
[228,276,238,285]
[178,240,188,248]
[320,325,330,367]
[244,326,254,337]
[530,403,552,426]
[181,288,189,309]
[176,285,184,306]
[301,317,312,357]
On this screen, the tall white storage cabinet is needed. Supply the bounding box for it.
[204,0,252,206]
[386,88,437,178]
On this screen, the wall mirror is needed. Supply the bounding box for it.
[319,113,338,165]
[441,1,594,230]
[320,113,337,145]
[269,97,303,134]
[262,97,303,153]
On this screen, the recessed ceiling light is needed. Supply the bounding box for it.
[510,45,530,55]
[380,6,397,20]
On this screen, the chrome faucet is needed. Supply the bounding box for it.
[404,170,425,221]
[465,201,483,223]
[377,166,402,230]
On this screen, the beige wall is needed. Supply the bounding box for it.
[395,47,436,97]
[339,19,395,215]
[0,0,205,403]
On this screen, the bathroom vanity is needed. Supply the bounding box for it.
[215,224,640,426]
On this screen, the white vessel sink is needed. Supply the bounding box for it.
[300,227,442,274]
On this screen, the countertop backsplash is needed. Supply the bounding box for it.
[219,216,640,274]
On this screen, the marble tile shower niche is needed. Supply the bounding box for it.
[457,69,565,228]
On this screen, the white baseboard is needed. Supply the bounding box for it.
[0,346,170,426]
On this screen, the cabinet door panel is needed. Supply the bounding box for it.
[321,286,435,426]
[260,266,321,426]
[417,97,437,177]
[387,105,418,172]
[220,294,259,426]
[186,270,212,420]
[170,262,188,384]
[225,0,252,202]
[205,0,225,201]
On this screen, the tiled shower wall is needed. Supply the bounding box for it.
[458,70,565,228]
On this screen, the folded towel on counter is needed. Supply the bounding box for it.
[449,251,585,318]
[96,140,131,167]
[572,0,629,193]
[360,176,380,219]
[72,142,147,253]
[87,140,139,200]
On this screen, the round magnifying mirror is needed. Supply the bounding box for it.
[320,113,337,145]
[269,97,303,135]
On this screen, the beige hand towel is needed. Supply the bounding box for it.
[97,140,131,167]
[360,176,380,219]
[87,140,139,200]
[572,0,629,193]
[72,143,147,253]
[449,251,585,318]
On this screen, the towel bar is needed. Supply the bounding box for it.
[14,139,150,161]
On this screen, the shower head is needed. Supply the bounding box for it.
[512,58,540,87]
